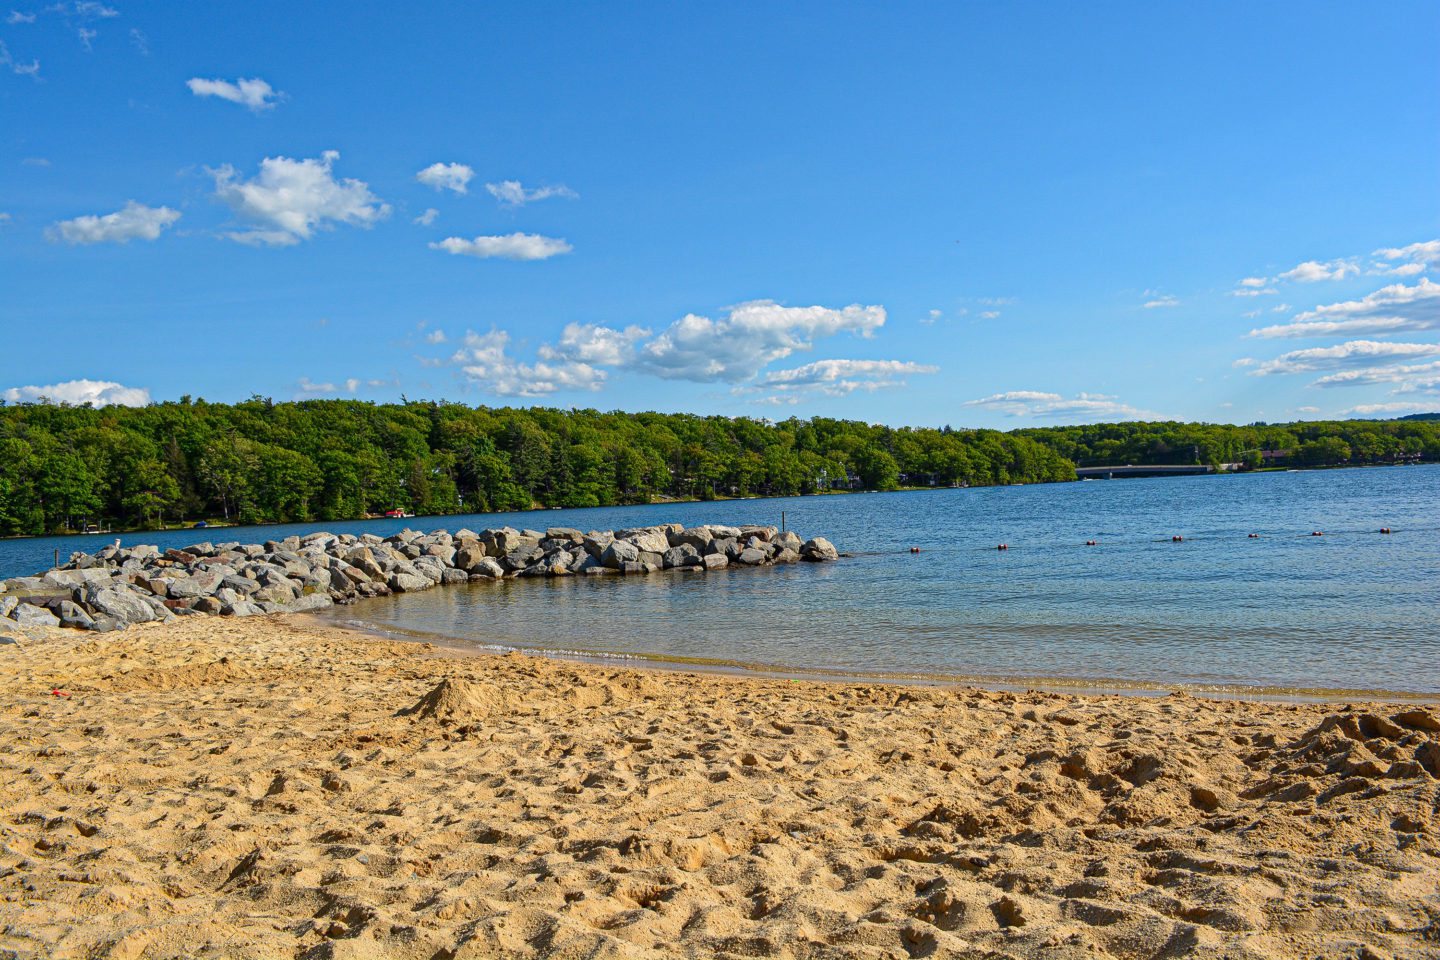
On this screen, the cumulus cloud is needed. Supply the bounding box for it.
[748,359,939,403]
[963,390,1157,421]
[297,376,400,397]
[538,323,650,366]
[432,299,918,401]
[416,162,474,194]
[186,76,281,111]
[1143,294,1178,309]
[46,201,180,245]
[413,207,439,226]
[484,180,578,206]
[1249,278,1439,338]
[449,329,604,397]
[212,150,390,246]
[429,232,571,261]
[3,378,149,406]
[1372,240,1438,276]
[1242,339,1440,376]
[631,301,885,383]
[1277,259,1359,283]
[424,329,447,344]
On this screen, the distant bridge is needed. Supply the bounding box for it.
[1075,464,1241,479]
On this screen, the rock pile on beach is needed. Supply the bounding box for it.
[0,523,840,632]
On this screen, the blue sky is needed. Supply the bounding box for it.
[2,1,1437,426]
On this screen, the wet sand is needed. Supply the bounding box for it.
[0,616,1436,959]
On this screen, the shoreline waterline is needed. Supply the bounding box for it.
[310,614,1440,706]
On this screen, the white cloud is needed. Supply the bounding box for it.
[449,329,604,397]
[1244,340,1440,376]
[416,162,474,195]
[46,201,180,245]
[212,150,390,246]
[424,329,447,344]
[750,358,939,402]
[186,77,280,111]
[1372,240,1438,276]
[920,309,941,325]
[429,232,572,261]
[979,310,1001,319]
[1277,258,1358,283]
[1143,294,1179,309]
[3,378,149,406]
[0,38,40,76]
[631,301,885,383]
[8,11,37,23]
[1297,406,1320,413]
[1250,278,1440,338]
[413,207,439,226]
[484,180,578,206]
[1341,401,1438,417]
[963,390,1157,421]
[1311,359,1440,390]
[297,376,399,397]
[539,322,651,366]
[1232,285,1277,297]
[1239,277,1268,288]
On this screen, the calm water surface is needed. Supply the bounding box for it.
[5,466,1437,693]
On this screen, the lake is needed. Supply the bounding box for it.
[5,465,1438,694]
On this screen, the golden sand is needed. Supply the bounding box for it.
[0,617,1436,959]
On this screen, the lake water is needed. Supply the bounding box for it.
[5,466,1438,694]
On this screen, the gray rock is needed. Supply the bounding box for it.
[57,600,94,629]
[388,573,432,593]
[439,568,469,585]
[737,547,767,566]
[469,558,505,579]
[545,527,583,542]
[701,553,729,570]
[454,541,488,571]
[10,602,60,628]
[223,601,263,617]
[86,615,123,633]
[800,537,839,561]
[622,529,670,554]
[286,593,334,612]
[774,547,801,564]
[773,530,804,551]
[167,570,223,599]
[601,539,640,569]
[619,560,648,576]
[0,597,17,619]
[84,584,164,624]
[663,544,702,569]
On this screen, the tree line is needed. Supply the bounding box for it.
[0,397,1434,536]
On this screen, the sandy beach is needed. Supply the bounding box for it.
[0,617,1436,959]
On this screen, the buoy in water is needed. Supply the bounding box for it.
[1248,533,1259,539]
[1085,540,1097,546]
[1311,531,1323,537]
[909,546,921,553]
[997,544,1008,551]
[1380,527,1392,534]
[1171,535,1184,542]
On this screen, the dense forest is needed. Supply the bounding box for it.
[0,397,1435,536]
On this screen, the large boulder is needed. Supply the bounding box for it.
[56,600,95,630]
[800,537,839,562]
[10,603,60,628]
[166,570,224,599]
[772,530,804,551]
[601,539,640,569]
[84,584,166,624]
[286,593,334,612]
[621,529,670,554]
[468,558,505,579]
[736,547,767,566]
[388,572,433,593]
[662,544,702,569]
[454,540,488,571]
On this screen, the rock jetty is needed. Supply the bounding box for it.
[0,524,840,632]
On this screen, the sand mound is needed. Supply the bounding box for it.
[400,676,492,727]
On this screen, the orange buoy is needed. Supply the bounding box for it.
[909,546,921,553]
[1380,527,1392,534]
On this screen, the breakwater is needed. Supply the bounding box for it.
[0,524,840,633]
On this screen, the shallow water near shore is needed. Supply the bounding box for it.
[8,465,1440,693]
